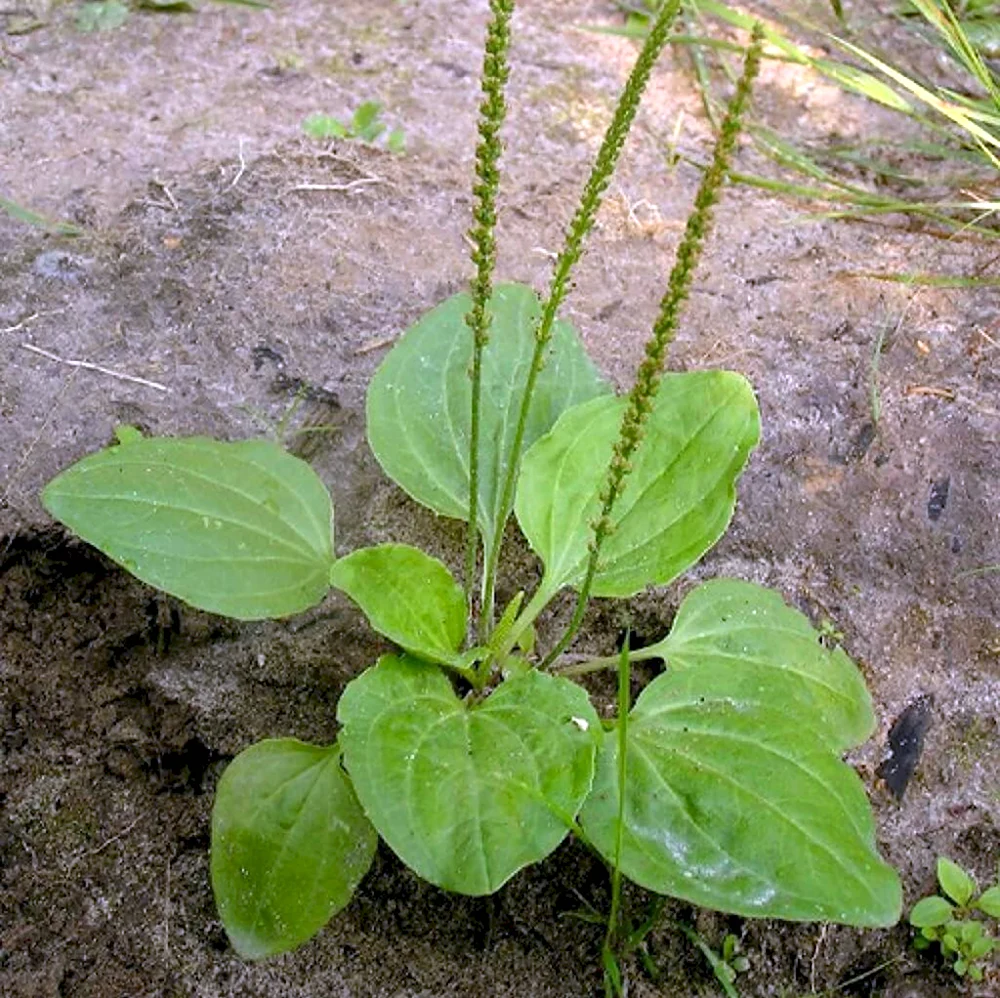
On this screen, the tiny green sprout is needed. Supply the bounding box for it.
[675,922,750,997]
[817,617,845,648]
[722,933,751,979]
[910,857,1000,983]
[302,101,405,152]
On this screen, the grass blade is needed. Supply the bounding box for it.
[1,195,83,236]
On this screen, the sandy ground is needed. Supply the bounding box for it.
[1,1,998,995]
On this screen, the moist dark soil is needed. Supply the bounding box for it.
[1,1,998,995]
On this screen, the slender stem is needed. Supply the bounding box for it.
[542,25,765,669]
[467,352,484,605]
[555,645,663,677]
[540,586,593,672]
[602,641,631,980]
[479,0,684,638]
[464,0,515,609]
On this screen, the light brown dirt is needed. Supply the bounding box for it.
[1,1,998,996]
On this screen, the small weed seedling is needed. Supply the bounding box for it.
[76,0,130,32]
[302,102,406,153]
[693,930,750,997]
[75,0,267,33]
[43,0,901,983]
[910,857,1000,982]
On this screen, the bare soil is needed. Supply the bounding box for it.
[1,1,998,996]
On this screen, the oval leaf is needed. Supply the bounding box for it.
[910,895,955,928]
[938,857,977,906]
[338,654,600,895]
[211,739,377,959]
[366,283,610,549]
[515,371,759,598]
[975,885,1000,918]
[580,674,902,926]
[646,580,875,752]
[329,544,466,666]
[43,434,334,619]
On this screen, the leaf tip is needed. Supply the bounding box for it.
[114,424,144,446]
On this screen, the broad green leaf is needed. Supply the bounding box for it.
[580,672,901,925]
[910,895,955,928]
[366,283,610,551]
[43,434,334,619]
[644,580,875,752]
[211,739,377,959]
[938,857,977,906]
[515,371,759,599]
[338,654,600,895]
[329,544,466,666]
[975,885,1000,917]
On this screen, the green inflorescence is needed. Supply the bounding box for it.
[465,0,515,608]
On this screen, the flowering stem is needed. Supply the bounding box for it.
[541,24,765,669]
[465,0,515,614]
[479,0,683,639]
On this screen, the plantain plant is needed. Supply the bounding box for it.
[42,0,901,971]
